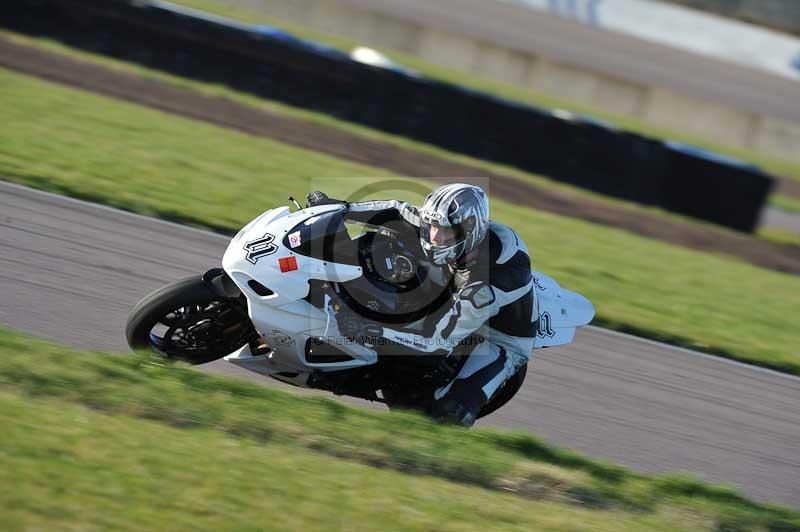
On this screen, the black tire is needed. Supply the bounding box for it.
[477,363,527,419]
[125,276,251,365]
[384,364,527,420]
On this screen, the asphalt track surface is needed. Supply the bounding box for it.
[1,180,799,507]
[337,0,800,121]
[762,206,800,234]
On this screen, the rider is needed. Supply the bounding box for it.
[307,184,537,426]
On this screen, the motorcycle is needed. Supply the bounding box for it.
[126,201,595,420]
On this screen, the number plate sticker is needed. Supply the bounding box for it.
[244,233,277,264]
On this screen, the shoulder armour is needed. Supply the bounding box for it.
[460,282,496,309]
[488,222,529,264]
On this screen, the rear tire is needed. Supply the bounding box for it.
[125,276,252,364]
[477,363,527,419]
[382,363,527,421]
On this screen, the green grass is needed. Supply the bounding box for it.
[759,227,800,247]
[0,28,754,232]
[1,67,799,375]
[0,28,794,250]
[159,0,800,184]
[771,194,800,215]
[7,396,683,532]
[0,328,797,531]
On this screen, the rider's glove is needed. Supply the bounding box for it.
[336,309,383,345]
[306,190,348,208]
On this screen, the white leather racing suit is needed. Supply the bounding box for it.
[345,199,538,426]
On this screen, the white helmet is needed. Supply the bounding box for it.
[419,184,490,265]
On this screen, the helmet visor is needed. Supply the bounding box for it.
[420,221,460,248]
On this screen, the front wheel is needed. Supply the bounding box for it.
[125,276,254,364]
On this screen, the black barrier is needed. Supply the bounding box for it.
[662,142,770,230]
[0,0,774,231]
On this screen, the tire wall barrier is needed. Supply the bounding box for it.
[0,0,775,231]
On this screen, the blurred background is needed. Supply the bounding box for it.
[0,1,798,530]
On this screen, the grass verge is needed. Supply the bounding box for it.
[0,67,798,374]
[771,194,800,215]
[759,227,800,248]
[3,27,781,237]
[0,28,796,261]
[0,328,797,531]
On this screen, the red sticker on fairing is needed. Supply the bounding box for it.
[278,256,298,272]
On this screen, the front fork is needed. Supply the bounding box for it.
[202,268,264,353]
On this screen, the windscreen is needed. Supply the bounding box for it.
[282,210,359,266]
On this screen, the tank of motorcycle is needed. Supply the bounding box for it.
[222,204,378,374]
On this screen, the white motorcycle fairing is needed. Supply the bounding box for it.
[531,272,595,348]
[220,204,594,389]
[222,204,396,388]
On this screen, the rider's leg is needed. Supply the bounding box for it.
[431,342,521,427]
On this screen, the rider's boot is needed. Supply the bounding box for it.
[431,342,519,427]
